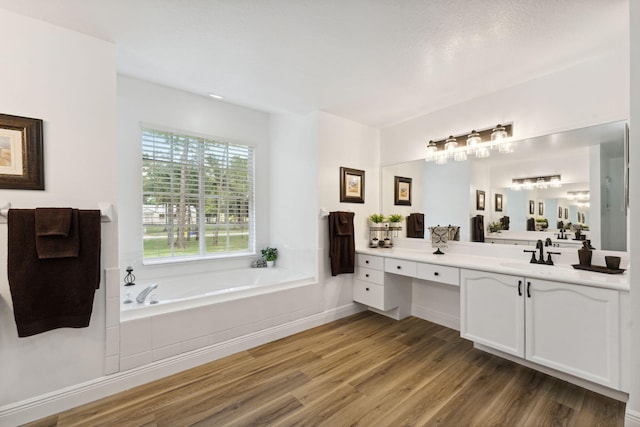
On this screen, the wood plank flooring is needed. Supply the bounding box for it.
[24,311,625,426]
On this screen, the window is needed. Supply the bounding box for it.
[142,128,254,261]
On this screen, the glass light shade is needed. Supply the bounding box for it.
[444,136,457,158]
[491,124,507,141]
[523,179,534,190]
[549,176,561,188]
[536,177,548,189]
[454,149,467,161]
[498,140,514,153]
[511,182,522,191]
[435,154,448,165]
[466,131,481,153]
[425,140,438,161]
[475,145,491,158]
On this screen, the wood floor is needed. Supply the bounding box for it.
[25,311,625,427]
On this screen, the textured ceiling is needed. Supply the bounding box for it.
[0,0,628,127]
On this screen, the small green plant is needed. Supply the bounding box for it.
[535,218,548,223]
[487,222,503,233]
[261,247,278,261]
[388,214,403,223]
[368,214,386,223]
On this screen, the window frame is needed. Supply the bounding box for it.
[141,126,256,264]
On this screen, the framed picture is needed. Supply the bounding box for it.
[529,200,535,215]
[476,190,485,211]
[538,202,544,216]
[558,206,563,218]
[394,176,412,206]
[0,113,44,190]
[340,167,365,203]
[495,193,503,212]
[564,208,569,220]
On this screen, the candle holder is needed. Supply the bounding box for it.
[124,266,136,286]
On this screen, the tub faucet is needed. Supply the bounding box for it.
[136,284,158,303]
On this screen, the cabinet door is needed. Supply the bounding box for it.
[525,279,620,389]
[460,269,525,357]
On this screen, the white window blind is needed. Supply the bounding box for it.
[142,128,255,261]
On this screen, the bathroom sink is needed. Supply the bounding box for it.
[499,262,569,273]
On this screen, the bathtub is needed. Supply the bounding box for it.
[120,267,315,321]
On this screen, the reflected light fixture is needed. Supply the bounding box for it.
[511,174,562,191]
[425,123,513,164]
[567,190,589,200]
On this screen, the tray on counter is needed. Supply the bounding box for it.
[571,264,626,274]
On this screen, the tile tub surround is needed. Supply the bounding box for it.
[120,280,318,371]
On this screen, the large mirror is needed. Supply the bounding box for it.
[381,121,627,252]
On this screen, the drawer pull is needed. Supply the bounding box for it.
[397,265,401,270]
[365,287,370,291]
[365,260,369,264]
[365,274,369,278]
[434,272,439,276]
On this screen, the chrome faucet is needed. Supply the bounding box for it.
[136,284,158,303]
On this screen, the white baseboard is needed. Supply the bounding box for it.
[411,304,460,331]
[0,303,361,426]
[626,409,640,427]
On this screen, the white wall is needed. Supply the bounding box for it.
[317,111,380,310]
[0,9,117,406]
[627,2,640,425]
[117,76,271,281]
[269,113,318,277]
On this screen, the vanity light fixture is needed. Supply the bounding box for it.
[424,123,513,164]
[567,190,589,200]
[511,174,562,191]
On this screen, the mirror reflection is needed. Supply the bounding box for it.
[381,121,627,252]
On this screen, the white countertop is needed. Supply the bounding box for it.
[357,247,629,292]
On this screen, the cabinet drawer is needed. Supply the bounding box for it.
[357,254,384,270]
[384,258,417,277]
[355,267,384,284]
[417,263,460,286]
[353,280,393,310]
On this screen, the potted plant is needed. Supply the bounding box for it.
[388,214,403,228]
[261,247,278,267]
[368,213,386,228]
[487,221,503,233]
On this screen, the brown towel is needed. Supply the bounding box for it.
[328,211,355,276]
[35,208,80,259]
[8,209,101,337]
[406,213,424,238]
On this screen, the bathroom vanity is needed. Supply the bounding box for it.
[353,246,630,396]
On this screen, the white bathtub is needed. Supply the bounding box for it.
[120,267,315,321]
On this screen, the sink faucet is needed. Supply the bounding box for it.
[136,284,158,303]
[535,240,545,264]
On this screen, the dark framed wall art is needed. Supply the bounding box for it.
[0,113,44,190]
[394,176,412,206]
[340,166,365,203]
[476,190,485,211]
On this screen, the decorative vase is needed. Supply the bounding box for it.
[578,242,592,266]
[267,260,275,267]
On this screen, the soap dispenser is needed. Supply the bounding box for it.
[578,241,592,266]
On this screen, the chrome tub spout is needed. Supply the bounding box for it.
[136,284,158,303]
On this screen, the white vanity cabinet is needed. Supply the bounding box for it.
[460,269,621,389]
[353,254,397,311]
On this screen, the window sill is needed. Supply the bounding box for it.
[142,251,257,266]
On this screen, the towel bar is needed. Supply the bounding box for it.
[0,202,113,224]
